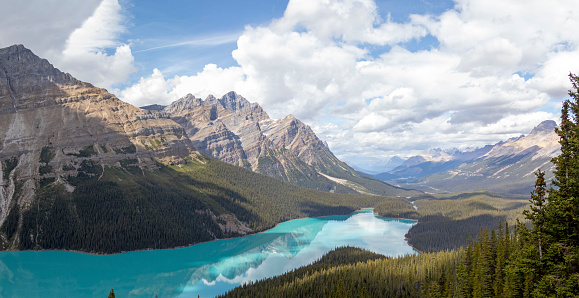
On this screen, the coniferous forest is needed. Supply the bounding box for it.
[1,153,393,253]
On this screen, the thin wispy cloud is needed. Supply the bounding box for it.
[134,34,241,53]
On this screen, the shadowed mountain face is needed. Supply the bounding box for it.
[0,45,84,112]
[0,45,194,221]
[374,120,560,196]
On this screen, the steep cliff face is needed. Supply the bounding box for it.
[0,45,83,113]
[165,93,267,167]
[164,92,405,195]
[0,45,193,225]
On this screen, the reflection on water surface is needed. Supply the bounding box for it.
[0,209,415,297]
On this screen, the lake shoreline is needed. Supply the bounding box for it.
[0,208,417,298]
[2,207,418,256]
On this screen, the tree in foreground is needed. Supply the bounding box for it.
[523,170,547,260]
[530,73,579,296]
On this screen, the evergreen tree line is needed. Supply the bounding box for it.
[2,150,401,253]
[219,246,463,297]
[219,219,563,297]
[375,191,526,252]
[510,73,579,295]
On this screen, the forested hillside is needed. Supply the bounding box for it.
[0,153,395,253]
[374,190,527,252]
[220,246,463,297]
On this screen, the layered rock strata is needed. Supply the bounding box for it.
[0,45,193,223]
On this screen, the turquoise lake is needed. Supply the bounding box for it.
[0,209,415,297]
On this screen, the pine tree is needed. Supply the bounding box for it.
[108,289,115,298]
[478,228,493,297]
[493,221,505,297]
[533,73,579,296]
[458,234,473,298]
[523,170,547,259]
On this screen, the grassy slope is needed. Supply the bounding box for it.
[171,154,394,230]
[258,148,419,197]
[256,149,358,194]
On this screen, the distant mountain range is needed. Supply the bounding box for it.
[0,45,411,253]
[348,156,405,175]
[373,120,560,196]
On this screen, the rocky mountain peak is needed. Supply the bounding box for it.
[529,120,557,136]
[204,94,218,104]
[163,93,202,114]
[219,91,252,113]
[164,92,255,115]
[401,156,427,167]
[0,45,196,221]
[283,114,297,121]
[157,89,396,195]
[0,45,92,114]
[0,45,87,111]
[140,104,166,111]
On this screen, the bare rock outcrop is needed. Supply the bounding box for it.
[164,92,348,186]
[0,45,194,224]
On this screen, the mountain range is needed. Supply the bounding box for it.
[373,120,560,196]
[142,92,402,196]
[0,45,410,253]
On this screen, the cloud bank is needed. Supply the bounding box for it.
[119,0,578,168]
[58,0,136,89]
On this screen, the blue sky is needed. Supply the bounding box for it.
[127,0,288,77]
[126,0,454,82]
[1,0,578,171]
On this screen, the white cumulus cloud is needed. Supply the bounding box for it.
[119,68,173,107]
[57,0,136,90]
[120,0,577,166]
[0,0,101,59]
[0,0,136,90]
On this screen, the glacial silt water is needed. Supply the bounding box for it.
[0,209,415,297]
